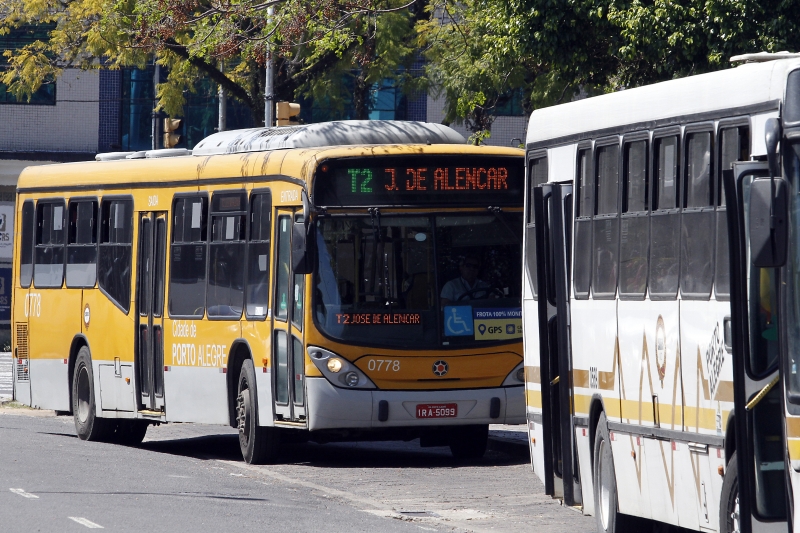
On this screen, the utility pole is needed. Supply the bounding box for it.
[151,61,161,150]
[218,61,227,132]
[264,6,274,128]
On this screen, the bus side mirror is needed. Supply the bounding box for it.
[765,117,782,178]
[292,190,315,275]
[291,219,314,274]
[749,177,788,267]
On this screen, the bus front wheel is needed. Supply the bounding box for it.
[719,452,740,533]
[72,346,112,441]
[236,359,280,464]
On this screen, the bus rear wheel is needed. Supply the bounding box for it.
[719,452,740,533]
[72,347,112,441]
[236,359,280,464]
[594,412,634,533]
[449,424,489,461]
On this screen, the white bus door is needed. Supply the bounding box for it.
[136,212,168,412]
[533,182,581,506]
[725,162,788,533]
[272,211,306,424]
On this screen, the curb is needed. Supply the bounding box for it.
[487,435,529,459]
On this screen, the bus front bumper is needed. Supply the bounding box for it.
[306,377,525,431]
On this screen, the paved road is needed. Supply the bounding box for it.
[0,351,11,400]
[0,408,595,533]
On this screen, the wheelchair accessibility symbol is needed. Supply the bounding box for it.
[444,306,473,336]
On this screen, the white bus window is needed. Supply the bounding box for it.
[650,136,680,299]
[573,148,592,299]
[34,200,66,288]
[66,200,97,288]
[719,127,749,206]
[207,192,246,319]
[619,140,648,298]
[99,198,133,312]
[529,157,548,223]
[685,132,712,208]
[624,140,647,213]
[655,136,679,209]
[246,193,271,319]
[593,144,619,298]
[595,144,619,215]
[19,200,34,288]
[169,196,208,317]
[681,132,714,298]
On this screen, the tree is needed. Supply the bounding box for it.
[420,0,800,139]
[0,0,421,123]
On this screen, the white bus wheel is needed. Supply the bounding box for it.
[593,412,633,533]
[719,452,740,533]
[71,346,112,441]
[236,359,280,464]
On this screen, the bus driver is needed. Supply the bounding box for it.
[441,255,491,306]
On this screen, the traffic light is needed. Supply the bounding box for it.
[276,102,301,126]
[163,118,182,148]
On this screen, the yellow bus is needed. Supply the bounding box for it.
[12,120,526,463]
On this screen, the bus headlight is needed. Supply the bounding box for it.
[308,346,376,390]
[503,362,525,386]
[327,358,343,373]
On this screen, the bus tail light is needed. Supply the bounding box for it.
[308,346,376,390]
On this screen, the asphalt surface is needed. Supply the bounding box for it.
[0,408,596,533]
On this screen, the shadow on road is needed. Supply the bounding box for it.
[141,433,528,469]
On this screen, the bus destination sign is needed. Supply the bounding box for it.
[314,155,524,207]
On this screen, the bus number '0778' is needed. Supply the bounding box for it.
[367,359,400,372]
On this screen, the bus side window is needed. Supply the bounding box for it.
[246,192,271,319]
[66,199,98,288]
[573,147,592,299]
[681,130,714,299]
[19,200,34,288]
[33,199,66,288]
[274,215,292,322]
[526,156,547,298]
[207,192,246,319]
[649,135,680,299]
[716,126,749,299]
[169,196,208,318]
[619,139,648,299]
[98,198,133,312]
[592,141,620,299]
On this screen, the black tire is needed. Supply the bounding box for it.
[449,424,489,461]
[72,346,112,441]
[111,420,149,446]
[593,412,634,533]
[237,359,280,464]
[719,452,740,533]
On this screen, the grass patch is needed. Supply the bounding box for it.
[1,400,34,410]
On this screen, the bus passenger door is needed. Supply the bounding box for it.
[136,212,168,412]
[725,162,788,533]
[272,210,306,424]
[533,182,580,506]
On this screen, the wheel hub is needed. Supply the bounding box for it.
[236,388,251,444]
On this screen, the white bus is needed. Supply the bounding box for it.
[522,53,800,533]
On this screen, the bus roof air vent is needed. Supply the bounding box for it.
[192,120,467,156]
[731,51,800,63]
